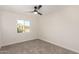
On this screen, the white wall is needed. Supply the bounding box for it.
[39,6,79,53]
[0,11,2,47]
[1,11,37,46]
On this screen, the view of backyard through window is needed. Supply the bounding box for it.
[17,20,30,33]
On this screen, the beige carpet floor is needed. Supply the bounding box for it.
[0,39,77,54]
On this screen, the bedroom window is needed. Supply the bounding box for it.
[17,20,30,33]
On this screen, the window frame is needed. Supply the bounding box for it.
[17,20,31,33]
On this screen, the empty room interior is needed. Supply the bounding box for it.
[0,5,79,54]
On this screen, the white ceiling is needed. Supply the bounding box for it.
[0,5,66,15]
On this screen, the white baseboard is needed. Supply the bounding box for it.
[1,39,36,47]
[40,38,79,53]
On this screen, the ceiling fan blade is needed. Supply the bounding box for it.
[38,5,42,10]
[38,12,42,15]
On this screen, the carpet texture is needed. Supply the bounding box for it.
[0,39,77,54]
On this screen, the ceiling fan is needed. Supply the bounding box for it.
[26,5,43,15]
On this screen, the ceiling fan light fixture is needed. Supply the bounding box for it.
[34,11,38,14]
[26,5,42,15]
